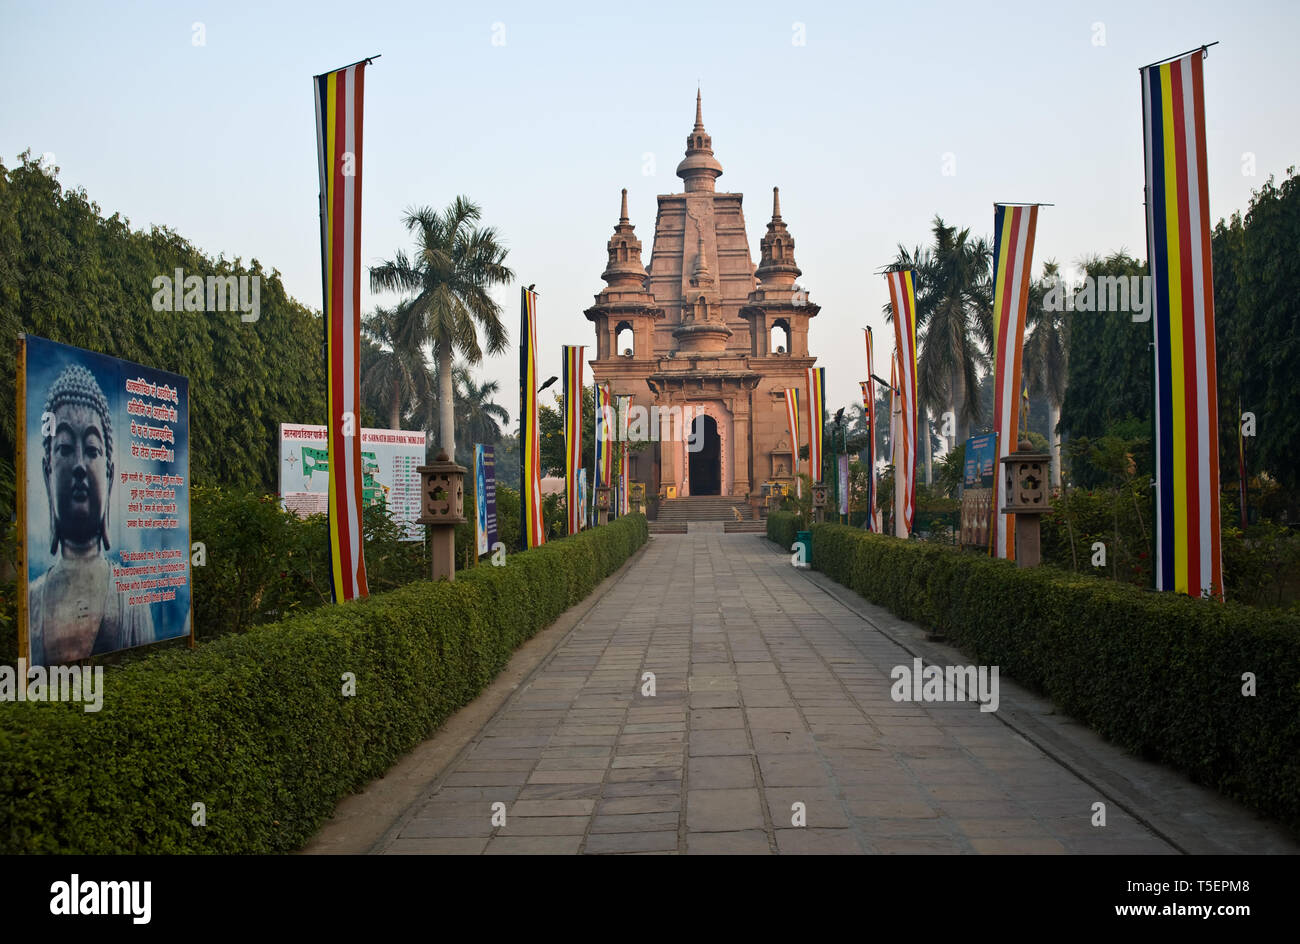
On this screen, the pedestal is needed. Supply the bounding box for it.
[1014,514,1041,568]
[430,524,457,582]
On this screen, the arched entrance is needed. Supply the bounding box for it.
[689,415,721,495]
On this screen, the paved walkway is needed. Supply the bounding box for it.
[370,533,1294,855]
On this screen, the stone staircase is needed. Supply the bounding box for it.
[647,496,767,534]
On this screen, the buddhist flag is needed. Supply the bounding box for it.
[520,287,545,548]
[595,382,613,491]
[784,388,801,477]
[562,346,585,535]
[1143,48,1223,599]
[617,394,632,515]
[315,57,372,602]
[885,271,918,537]
[806,367,826,483]
[862,326,879,532]
[990,204,1040,560]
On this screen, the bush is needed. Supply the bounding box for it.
[810,523,1300,832]
[0,514,648,853]
[766,511,805,550]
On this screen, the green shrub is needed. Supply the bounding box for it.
[0,514,648,853]
[766,511,805,550]
[810,523,1300,832]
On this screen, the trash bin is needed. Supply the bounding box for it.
[794,530,812,569]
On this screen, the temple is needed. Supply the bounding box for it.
[584,91,820,507]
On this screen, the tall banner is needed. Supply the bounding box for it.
[990,203,1040,560]
[862,325,878,532]
[18,335,192,667]
[783,387,801,483]
[475,444,498,556]
[315,58,370,601]
[838,455,850,517]
[617,394,632,516]
[885,271,918,537]
[562,345,585,535]
[806,367,825,483]
[520,287,545,548]
[890,353,902,537]
[595,382,613,490]
[1142,47,1223,598]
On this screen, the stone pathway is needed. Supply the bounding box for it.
[371,532,1260,854]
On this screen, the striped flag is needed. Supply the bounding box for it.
[314,58,371,602]
[784,387,801,482]
[990,204,1040,560]
[562,346,585,535]
[806,367,826,483]
[885,271,918,537]
[1143,48,1223,599]
[595,383,613,491]
[617,394,632,515]
[862,326,879,532]
[520,287,545,548]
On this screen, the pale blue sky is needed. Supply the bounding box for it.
[3,0,1297,424]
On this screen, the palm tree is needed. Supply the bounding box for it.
[1023,260,1069,488]
[370,196,514,459]
[360,300,433,430]
[456,370,510,455]
[885,217,993,471]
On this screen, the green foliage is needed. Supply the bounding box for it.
[0,514,648,853]
[809,523,1300,831]
[766,511,805,550]
[1057,251,1150,453]
[1215,169,1300,497]
[0,153,326,492]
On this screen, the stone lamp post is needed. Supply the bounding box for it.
[417,451,467,582]
[999,440,1051,568]
[595,486,611,525]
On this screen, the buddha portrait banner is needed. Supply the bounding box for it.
[17,334,193,668]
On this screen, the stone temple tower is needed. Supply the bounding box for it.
[585,92,820,507]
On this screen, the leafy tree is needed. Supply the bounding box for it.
[0,152,325,495]
[885,217,993,453]
[1058,251,1151,452]
[370,197,514,460]
[1023,260,1070,488]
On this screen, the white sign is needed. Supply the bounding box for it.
[278,423,426,541]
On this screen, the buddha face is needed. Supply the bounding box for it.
[45,402,112,550]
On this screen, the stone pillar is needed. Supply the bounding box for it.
[731,410,750,499]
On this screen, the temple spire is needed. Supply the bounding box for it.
[676,89,723,192]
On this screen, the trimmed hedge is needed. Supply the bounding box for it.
[809,523,1300,832]
[766,511,805,551]
[0,514,648,853]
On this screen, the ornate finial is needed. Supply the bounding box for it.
[692,229,710,278]
[773,187,782,221]
[619,188,629,223]
[694,88,703,131]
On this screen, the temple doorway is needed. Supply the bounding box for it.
[689,415,721,495]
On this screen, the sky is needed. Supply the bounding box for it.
[3,0,1297,427]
